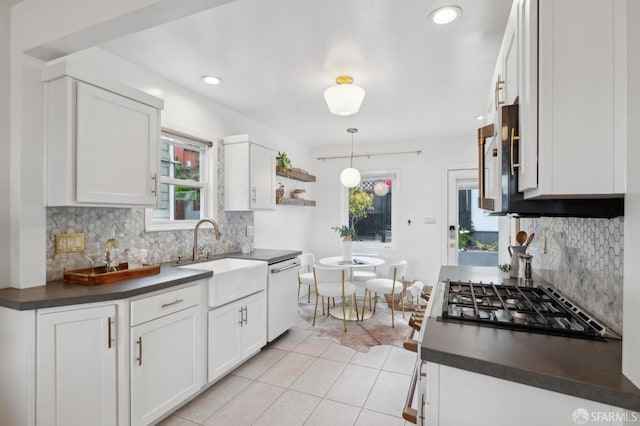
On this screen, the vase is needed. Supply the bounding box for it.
[342,240,353,262]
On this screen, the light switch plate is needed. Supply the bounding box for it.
[55,233,85,254]
[246,225,254,237]
[424,216,437,224]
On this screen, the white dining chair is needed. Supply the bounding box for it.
[297,253,315,303]
[312,265,358,332]
[351,252,380,283]
[363,260,407,328]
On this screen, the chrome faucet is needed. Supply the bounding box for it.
[193,219,222,261]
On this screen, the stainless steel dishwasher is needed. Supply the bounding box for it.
[267,256,301,342]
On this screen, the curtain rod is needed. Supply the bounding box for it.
[317,150,422,161]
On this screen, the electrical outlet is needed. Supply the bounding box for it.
[246,225,254,237]
[55,233,85,254]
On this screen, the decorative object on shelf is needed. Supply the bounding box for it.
[324,75,366,116]
[276,151,292,176]
[275,182,285,203]
[340,128,361,188]
[291,189,306,200]
[276,167,316,182]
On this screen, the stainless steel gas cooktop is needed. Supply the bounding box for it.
[439,280,620,340]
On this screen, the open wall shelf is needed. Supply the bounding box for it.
[276,198,316,207]
[276,166,316,182]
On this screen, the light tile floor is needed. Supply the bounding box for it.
[160,318,416,426]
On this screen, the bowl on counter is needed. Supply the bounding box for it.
[291,189,306,199]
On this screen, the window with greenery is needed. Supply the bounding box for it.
[145,129,215,231]
[346,172,397,246]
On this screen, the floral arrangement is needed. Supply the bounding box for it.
[332,225,358,241]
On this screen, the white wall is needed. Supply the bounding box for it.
[310,137,475,285]
[0,3,10,287]
[623,0,640,388]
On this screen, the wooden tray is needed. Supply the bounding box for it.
[63,263,160,285]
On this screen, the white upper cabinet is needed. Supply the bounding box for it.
[517,0,626,197]
[43,62,163,207]
[223,135,276,211]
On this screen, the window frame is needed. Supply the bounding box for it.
[144,125,217,232]
[341,169,400,251]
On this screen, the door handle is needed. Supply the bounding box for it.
[136,336,143,366]
[108,317,113,349]
[510,128,521,176]
[270,262,301,273]
[494,77,505,110]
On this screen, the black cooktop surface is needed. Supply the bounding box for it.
[439,280,612,340]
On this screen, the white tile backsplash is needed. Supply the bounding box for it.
[520,217,623,335]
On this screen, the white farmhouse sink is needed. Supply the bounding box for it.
[179,258,267,307]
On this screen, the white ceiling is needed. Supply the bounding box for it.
[102,0,512,147]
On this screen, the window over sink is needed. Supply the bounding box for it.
[145,127,217,231]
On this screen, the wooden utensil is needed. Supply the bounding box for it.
[525,232,535,246]
[516,231,528,245]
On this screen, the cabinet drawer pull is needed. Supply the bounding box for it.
[161,298,184,308]
[238,308,244,326]
[136,336,143,366]
[510,128,521,176]
[108,317,113,349]
[270,262,301,273]
[151,173,158,195]
[243,306,248,325]
[494,77,505,110]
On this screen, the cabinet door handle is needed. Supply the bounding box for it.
[243,306,248,325]
[136,336,143,366]
[510,128,521,176]
[238,308,244,326]
[151,173,158,195]
[161,298,184,308]
[270,261,301,273]
[420,393,426,426]
[494,77,505,110]
[251,187,257,203]
[108,317,113,349]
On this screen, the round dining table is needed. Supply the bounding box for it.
[317,256,385,321]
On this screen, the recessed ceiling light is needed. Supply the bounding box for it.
[475,115,484,121]
[201,75,223,85]
[430,6,462,25]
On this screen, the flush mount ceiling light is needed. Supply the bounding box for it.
[201,75,223,85]
[430,6,462,24]
[340,128,361,188]
[324,75,366,116]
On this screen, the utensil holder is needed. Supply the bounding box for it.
[507,245,527,278]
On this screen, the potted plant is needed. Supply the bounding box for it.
[332,225,357,262]
[498,263,512,279]
[276,151,292,176]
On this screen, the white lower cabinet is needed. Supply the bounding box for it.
[36,303,117,426]
[209,291,266,382]
[131,293,205,426]
[426,362,631,426]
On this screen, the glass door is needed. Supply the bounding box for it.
[447,169,499,266]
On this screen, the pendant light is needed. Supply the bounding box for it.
[340,128,361,188]
[324,75,366,116]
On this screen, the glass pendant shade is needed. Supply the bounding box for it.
[324,76,366,116]
[373,181,389,196]
[340,167,361,188]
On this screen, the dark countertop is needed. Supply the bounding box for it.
[421,265,640,411]
[0,249,301,311]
